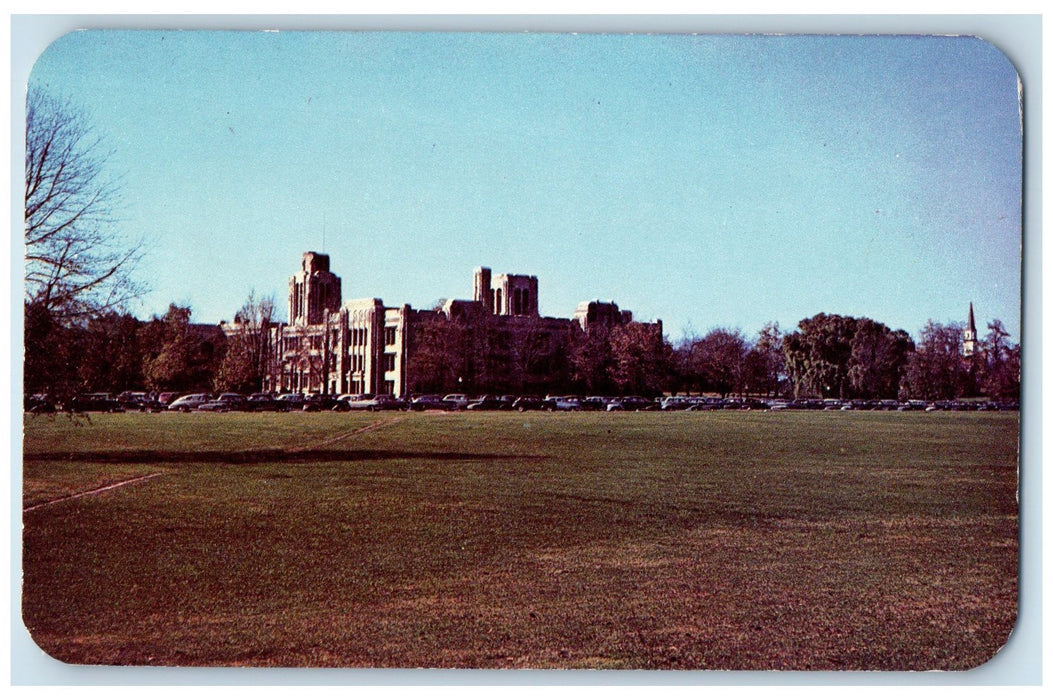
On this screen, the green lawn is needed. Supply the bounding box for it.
[21,410,1019,670]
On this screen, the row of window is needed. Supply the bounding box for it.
[345,326,398,346]
[343,353,397,372]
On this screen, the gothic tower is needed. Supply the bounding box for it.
[288,252,342,326]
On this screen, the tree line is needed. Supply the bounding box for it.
[404,310,1019,402]
[24,295,279,402]
[24,301,1021,404]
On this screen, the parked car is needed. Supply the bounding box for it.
[580,396,610,411]
[198,393,247,412]
[24,393,56,413]
[441,394,470,410]
[157,392,181,407]
[898,400,928,411]
[274,393,305,411]
[511,395,555,411]
[330,394,356,411]
[334,394,386,411]
[301,394,338,412]
[606,396,656,412]
[551,396,581,411]
[70,393,124,412]
[466,395,513,410]
[336,394,408,411]
[116,391,152,411]
[168,393,212,412]
[245,393,279,411]
[660,396,699,411]
[410,395,458,411]
[374,395,409,411]
[686,398,725,411]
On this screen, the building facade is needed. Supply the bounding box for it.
[255,252,661,398]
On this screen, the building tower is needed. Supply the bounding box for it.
[963,302,978,357]
[493,273,539,316]
[473,267,494,314]
[473,267,539,317]
[289,252,342,326]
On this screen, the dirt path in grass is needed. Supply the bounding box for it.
[25,417,406,513]
[23,472,165,513]
[287,415,406,453]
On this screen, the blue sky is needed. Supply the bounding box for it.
[26,30,1022,343]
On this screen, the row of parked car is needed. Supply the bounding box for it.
[25,391,1020,414]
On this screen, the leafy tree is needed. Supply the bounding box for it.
[142,305,224,392]
[740,348,770,398]
[569,325,617,396]
[783,313,858,399]
[902,321,971,400]
[681,328,749,397]
[286,314,339,394]
[78,312,146,393]
[784,313,912,399]
[23,301,84,402]
[609,323,673,396]
[847,319,914,399]
[24,87,142,322]
[978,319,1020,401]
[750,322,785,397]
[506,317,566,395]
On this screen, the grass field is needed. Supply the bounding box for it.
[21,409,1019,670]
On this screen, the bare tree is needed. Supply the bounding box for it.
[215,292,277,393]
[24,87,143,321]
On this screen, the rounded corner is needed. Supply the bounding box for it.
[960,34,1024,89]
[19,615,85,668]
[957,601,1022,674]
[25,29,86,90]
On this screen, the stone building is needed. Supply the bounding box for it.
[265,254,415,397]
[255,252,661,398]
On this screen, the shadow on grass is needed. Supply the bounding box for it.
[23,449,544,465]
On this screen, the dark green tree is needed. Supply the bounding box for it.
[783,313,858,399]
[847,319,914,399]
[78,312,146,393]
[142,305,224,392]
[784,314,912,399]
[23,301,84,402]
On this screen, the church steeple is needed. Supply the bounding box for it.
[963,302,978,357]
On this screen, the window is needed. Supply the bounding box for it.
[383,354,396,372]
[385,327,397,346]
